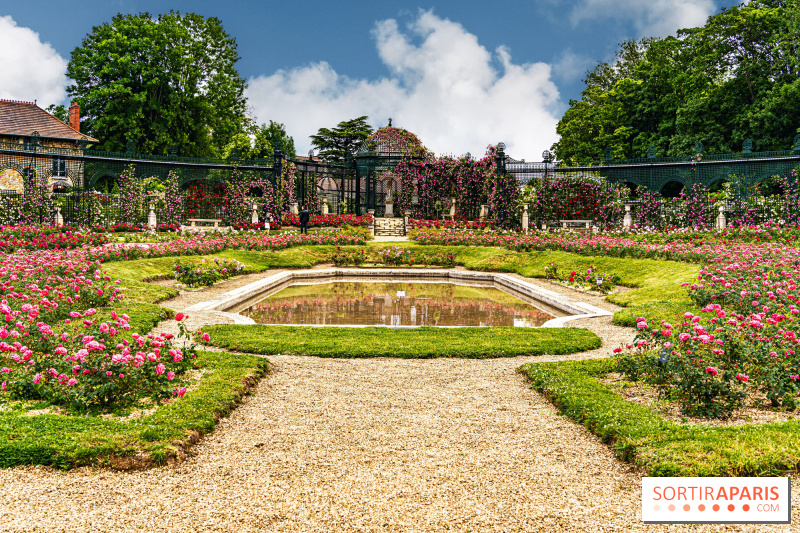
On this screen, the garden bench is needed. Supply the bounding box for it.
[559,219,592,229]
[558,219,595,234]
[186,218,222,228]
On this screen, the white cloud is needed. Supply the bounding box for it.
[551,49,595,85]
[246,10,560,160]
[0,16,67,108]
[570,0,715,38]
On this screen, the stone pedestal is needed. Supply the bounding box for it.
[716,205,726,230]
[384,199,394,218]
[367,209,375,237]
[479,205,488,221]
[449,198,456,219]
[251,203,259,224]
[147,203,157,229]
[54,206,63,227]
[321,202,329,215]
[521,204,529,232]
[404,210,412,234]
[290,202,299,215]
[623,204,632,230]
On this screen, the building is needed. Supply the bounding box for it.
[0,99,98,193]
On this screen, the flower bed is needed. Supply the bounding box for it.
[330,246,455,267]
[230,222,280,231]
[174,257,245,287]
[0,225,110,252]
[281,213,373,228]
[90,231,366,263]
[0,251,123,318]
[408,218,492,230]
[0,243,208,413]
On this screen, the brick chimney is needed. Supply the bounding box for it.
[68,101,80,132]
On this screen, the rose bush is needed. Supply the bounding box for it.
[1,307,201,412]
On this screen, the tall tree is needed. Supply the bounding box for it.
[310,116,374,163]
[256,121,296,159]
[67,11,249,157]
[553,0,800,162]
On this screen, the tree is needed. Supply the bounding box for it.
[67,11,249,158]
[552,1,800,162]
[255,121,296,159]
[219,121,296,161]
[310,116,374,163]
[45,104,68,124]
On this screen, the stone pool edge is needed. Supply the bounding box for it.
[184,269,612,328]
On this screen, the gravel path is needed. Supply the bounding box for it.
[1,270,797,532]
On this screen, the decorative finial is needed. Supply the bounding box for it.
[388,118,392,127]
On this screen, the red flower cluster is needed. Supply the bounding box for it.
[281,213,373,228]
[0,226,109,253]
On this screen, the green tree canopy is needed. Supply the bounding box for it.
[310,116,374,163]
[219,121,296,161]
[67,11,249,158]
[553,0,800,162]
[257,121,296,159]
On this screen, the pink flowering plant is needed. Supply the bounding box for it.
[616,305,800,418]
[0,305,202,413]
[174,257,245,287]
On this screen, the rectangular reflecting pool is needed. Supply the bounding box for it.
[239,281,557,327]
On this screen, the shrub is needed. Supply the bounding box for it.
[0,310,202,413]
[173,257,245,287]
[331,247,366,267]
[615,306,799,418]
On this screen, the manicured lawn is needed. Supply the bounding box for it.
[202,325,601,358]
[0,351,268,469]
[520,358,800,476]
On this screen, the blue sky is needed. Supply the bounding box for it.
[1,0,736,160]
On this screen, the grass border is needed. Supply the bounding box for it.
[202,325,602,359]
[519,358,800,476]
[0,351,269,470]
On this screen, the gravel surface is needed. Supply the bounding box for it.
[1,269,797,532]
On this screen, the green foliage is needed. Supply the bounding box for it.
[201,325,601,358]
[310,116,374,163]
[543,262,621,293]
[173,257,245,287]
[330,247,367,266]
[553,1,800,162]
[67,11,249,157]
[45,104,69,124]
[258,120,296,159]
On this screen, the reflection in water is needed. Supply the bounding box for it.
[240,282,554,327]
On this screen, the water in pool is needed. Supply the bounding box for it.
[239,281,555,327]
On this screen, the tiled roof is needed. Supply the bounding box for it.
[0,100,98,143]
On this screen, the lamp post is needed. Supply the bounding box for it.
[542,149,552,179]
[496,142,506,176]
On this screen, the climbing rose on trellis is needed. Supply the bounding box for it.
[117,165,145,225]
[223,170,281,226]
[156,171,184,226]
[391,146,497,219]
[19,169,54,225]
[363,127,433,159]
